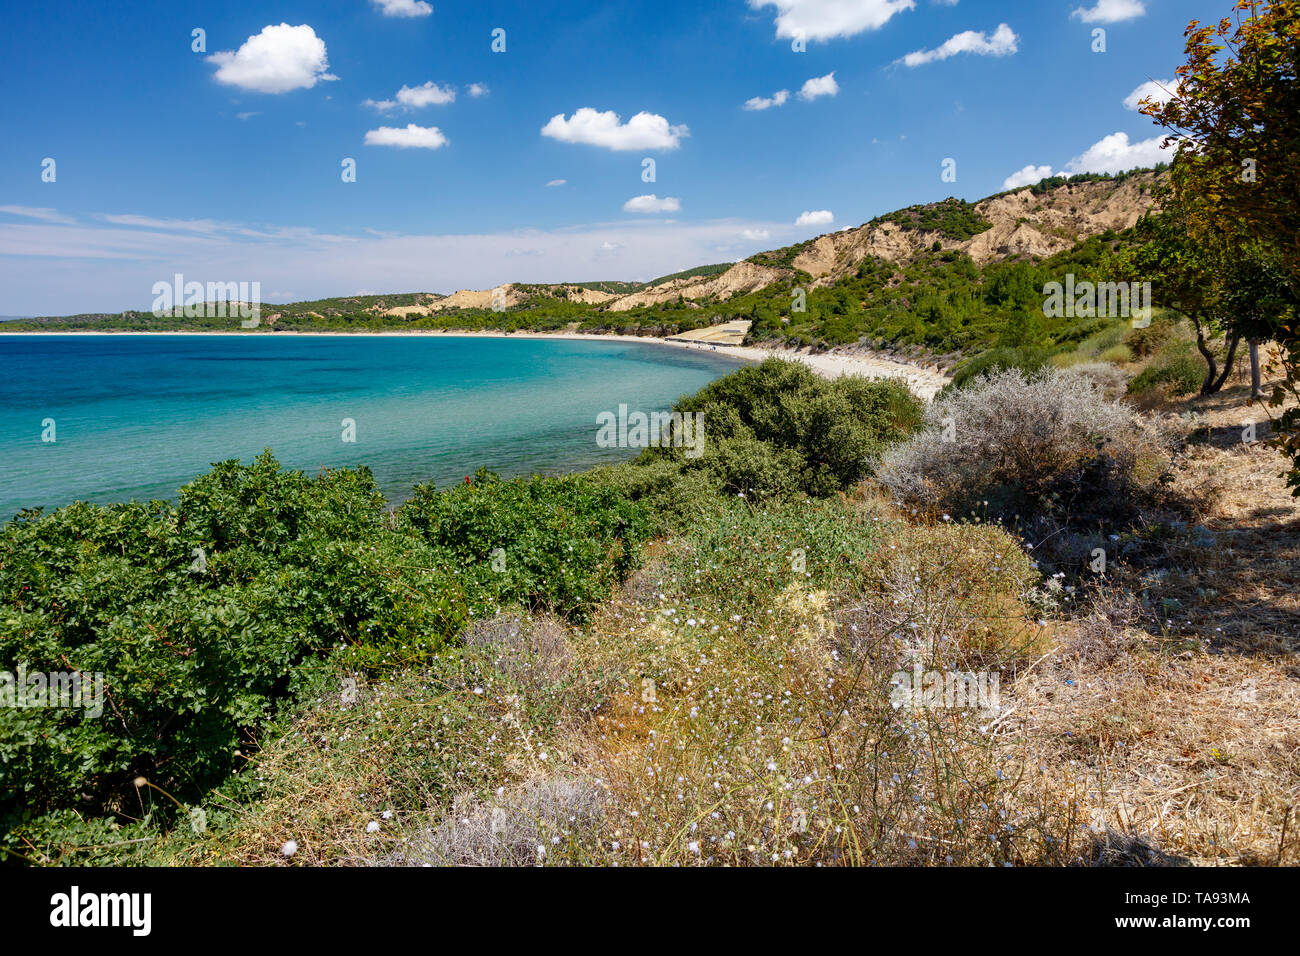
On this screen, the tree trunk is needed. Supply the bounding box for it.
[1208,333,1241,394]
[1192,312,1219,395]
[1249,340,1263,399]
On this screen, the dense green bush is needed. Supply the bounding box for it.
[0,456,451,847]
[0,453,650,856]
[399,468,649,622]
[879,198,993,241]
[664,359,924,499]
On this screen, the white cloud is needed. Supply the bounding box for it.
[1123,78,1177,111]
[373,0,433,17]
[749,0,917,42]
[364,124,448,149]
[742,228,771,241]
[1071,0,1145,24]
[541,108,689,151]
[545,179,567,187]
[743,89,790,111]
[396,82,456,107]
[207,23,337,94]
[795,210,834,226]
[466,83,490,98]
[1002,164,1053,189]
[366,82,456,111]
[798,72,839,100]
[623,195,682,214]
[902,23,1018,66]
[0,205,76,225]
[1064,131,1171,175]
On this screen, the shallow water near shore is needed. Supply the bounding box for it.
[0,334,743,518]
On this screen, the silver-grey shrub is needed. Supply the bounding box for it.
[1063,360,1131,399]
[388,776,605,866]
[877,367,1166,519]
[460,612,571,695]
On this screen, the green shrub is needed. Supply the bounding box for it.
[1127,354,1204,396]
[0,454,464,851]
[666,359,923,499]
[399,468,649,622]
[586,458,722,534]
[0,453,648,857]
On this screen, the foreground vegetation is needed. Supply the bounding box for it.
[2,0,1296,869]
[3,350,1295,867]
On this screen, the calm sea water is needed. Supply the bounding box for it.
[0,334,743,519]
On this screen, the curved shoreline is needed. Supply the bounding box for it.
[1,328,952,400]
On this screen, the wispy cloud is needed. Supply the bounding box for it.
[901,23,1018,67]
[364,81,456,112]
[743,89,790,111]
[0,205,76,225]
[0,214,795,314]
[96,214,228,233]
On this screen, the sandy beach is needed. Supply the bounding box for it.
[6,328,952,400]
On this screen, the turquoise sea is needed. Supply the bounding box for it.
[0,334,744,519]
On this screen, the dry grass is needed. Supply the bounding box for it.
[1006,631,1298,865]
[992,375,1300,866]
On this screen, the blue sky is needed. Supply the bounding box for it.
[0,0,1215,314]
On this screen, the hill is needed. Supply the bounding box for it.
[8,168,1166,365]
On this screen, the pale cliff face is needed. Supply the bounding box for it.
[607,171,1161,304]
[391,172,1163,312]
